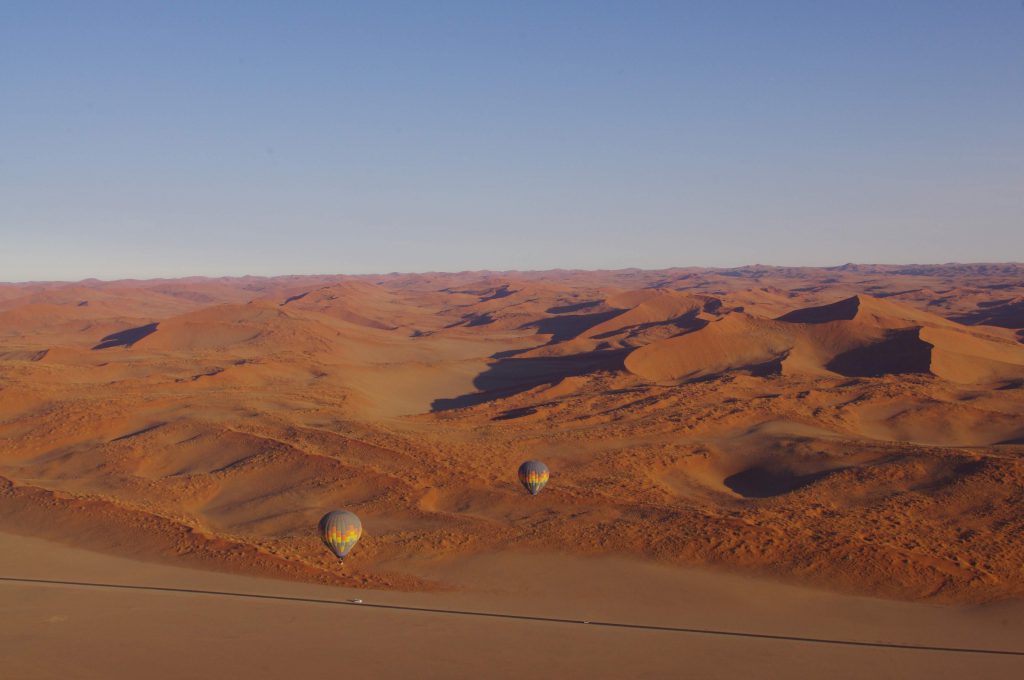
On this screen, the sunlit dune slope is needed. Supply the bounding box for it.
[626,294,1024,384]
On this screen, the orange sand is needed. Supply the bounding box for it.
[1,264,1023,606]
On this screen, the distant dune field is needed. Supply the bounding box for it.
[1,264,1023,604]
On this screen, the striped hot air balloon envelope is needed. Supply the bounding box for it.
[318,510,362,561]
[518,460,550,495]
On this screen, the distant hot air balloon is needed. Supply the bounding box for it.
[518,460,550,495]
[318,510,362,561]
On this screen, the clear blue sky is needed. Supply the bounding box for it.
[2,1,1022,280]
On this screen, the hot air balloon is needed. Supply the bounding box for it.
[518,460,549,495]
[318,510,362,561]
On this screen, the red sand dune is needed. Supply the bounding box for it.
[1,263,1023,606]
[626,294,1024,384]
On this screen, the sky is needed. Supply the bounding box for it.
[2,1,1022,281]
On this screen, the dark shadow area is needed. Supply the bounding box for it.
[478,285,513,302]
[432,350,628,411]
[492,406,541,420]
[546,301,601,314]
[777,296,859,323]
[702,298,723,313]
[175,368,225,383]
[491,347,532,359]
[745,354,787,377]
[826,329,932,377]
[724,466,842,498]
[951,299,1024,329]
[590,309,708,340]
[680,372,730,386]
[280,291,309,306]
[873,288,923,299]
[519,310,624,343]
[110,422,166,442]
[909,460,986,493]
[466,313,495,327]
[445,312,494,328]
[675,353,786,385]
[92,323,159,350]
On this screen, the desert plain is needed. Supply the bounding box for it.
[2,263,1023,678]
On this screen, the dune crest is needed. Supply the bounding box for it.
[625,294,1024,384]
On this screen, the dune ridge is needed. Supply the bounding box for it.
[625,294,1024,384]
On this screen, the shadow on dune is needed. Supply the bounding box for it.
[478,284,513,302]
[590,309,708,340]
[489,311,624,359]
[545,301,601,314]
[777,296,860,323]
[280,291,309,306]
[950,299,1024,330]
[92,323,159,350]
[724,466,842,498]
[110,422,166,442]
[492,405,542,420]
[445,312,495,328]
[519,310,624,343]
[431,350,628,411]
[825,329,932,377]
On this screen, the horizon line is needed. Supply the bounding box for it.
[3,261,1023,287]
